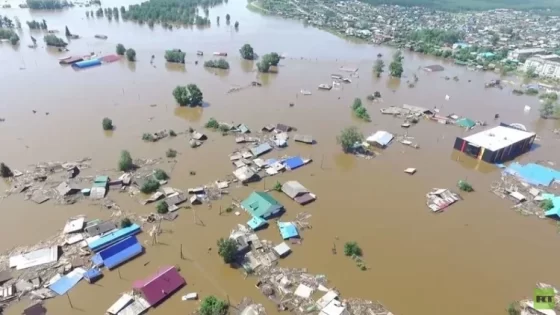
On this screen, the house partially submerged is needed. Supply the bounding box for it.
[250,143,273,157]
[133,266,185,306]
[278,222,299,239]
[366,131,394,148]
[504,163,560,187]
[426,189,460,212]
[56,181,80,196]
[9,246,59,270]
[281,181,316,205]
[241,192,283,219]
[453,125,536,163]
[294,134,313,144]
[233,166,259,183]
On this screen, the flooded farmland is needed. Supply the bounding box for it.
[2,0,560,314]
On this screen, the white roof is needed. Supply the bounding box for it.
[294,284,313,299]
[273,242,291,256]
[463,126,535,151]
[9,246,59,270]
[320,300,348,315]
[317,290,339,309]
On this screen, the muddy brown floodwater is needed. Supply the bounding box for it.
[2,0,560,314]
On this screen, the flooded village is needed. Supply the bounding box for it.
[3,0,560,314]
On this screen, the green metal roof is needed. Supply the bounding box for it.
[241,192,282,218]
[95,175,109,183]
[456,118,476,128]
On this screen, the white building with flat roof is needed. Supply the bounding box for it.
[453,125,536,163]
[523,55,560,79]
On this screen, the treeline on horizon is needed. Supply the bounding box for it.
[122,0,224,25]
[358,0,560,12]
[25,0,70,9]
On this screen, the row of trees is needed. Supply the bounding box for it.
[407,29,464,46]
[165,49,186,63]
[0,15,15,28]
[44,34,67,47]
[0,29,19,45]
[119,0,222,26]
[239,44,281,72]
[116,44,136,61]
[389,51,404,78]
[27,19,48,30]
[26,0,70,9]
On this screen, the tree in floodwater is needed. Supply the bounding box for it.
[0,163,13,178]
[125,48,136,61]
[65,26,72,37]
[336,126,364,153]
[239,43,255,60]
[234,21,238,29]
[116,43,126,55]
[30,35,36,46]
[216,16,219,24]
[373,59,384,77]
[225,13,230,24]
[389,50,404,78]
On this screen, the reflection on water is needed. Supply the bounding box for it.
[204,67,229,78]
[174,106,203,122]
[449,151,496,173]
[103,129,114,138]
[239,59,254,73]
[386,77,401,90]
[165,62,186,72]
[127,60,136,72]
[333,152,356,171]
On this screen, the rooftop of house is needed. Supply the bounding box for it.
[463,126,535,151]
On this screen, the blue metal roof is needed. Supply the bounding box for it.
[278,222,299,239]
[84,268,103,283]
[247,216,267,230]
[543,194,560,219]
[88,224,141,252]
[285,156,304,170]
[101,237,143,270]
[504,163,560,186]
[72,58,101,69]
[49,271,83,295]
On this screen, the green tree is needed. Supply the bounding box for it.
[540,199,554,211]
[0,163,13,178]
[344,241,362,256]
[373,59,384,77]
[239,43,255,60]
[166,148,177,158]
[102,117,113,130]
[204,59,229,69]
[442,50,452,58]
[126,48,136,61]
[65,25,72,37]
[30,35,37,46]
[351,98,362,111]
[172,84,204,107]
[268,52,280,66]
[200,296,229,315]
[525,65,537,79]
[257,53,278,72]
[217,238,238,263]
[156,201,169,214]
[540,99,556,119]
[336,126,364,153]
[120,218,132,228]
[141,178,160,193]
[44,34,67,47]
[9,33,19,45]
[14,17,21,30]
[118,150,134,171]
[507,303,520,315]
[458,180,473,192]
[234,21,239,28]
[165,50,186,63]
[116,43,126,55]
[354,107,371,121]
[389,51,404,78]
[153,169,169,180]
[205,118,219,129]
[225,14,230,24]
[216,16,220,24]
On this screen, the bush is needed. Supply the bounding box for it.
[44,34,67,47]
[337,127,364,153]
[125,48,136,62]
[166,148,177,158]
[9,34,19,45]
[217,238,238,263]
[205,118,220,129]
[156,201,168,214]
[116,43,126,55]
[344,241,362,257]
[458,180,474,192]
[141,178,160,193]
[120,218,132,228]
[540,92,559,101]
[374,91,381,98]
[142,133,155,141]
[102,117,113,130]
[165,49,186,63]
[153,169,169,180]
[200,296,229,315]
[273,181,282,192]
[204,59,230,69]
[118,150,134,171]
[366,94,375,101]
[525,88,538,95]
[507,303,520,315]
[256,53,278,73]
[540,199,554,211]
[169,130,177,137]
[0,163,13,178]
[355,107,371,121]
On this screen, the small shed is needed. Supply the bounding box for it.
[133,266,185,306]
[281,181,308,199]
[236,124,250,133]
[57,182,80,196]
[233,166,258,183]
[456,118,476,129]
[276,124,291,133]
[273,242,291,257]
[278,222,299,239]
[294,134,313,144]
[247,216,267,230]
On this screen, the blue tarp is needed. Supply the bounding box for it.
[278,222,299,239]
[99,236,143,269]
[88,224,141,252]
[247,216,267,230]
[543,194,560,219]
[84,268,103,283]
[504,163,560,186]
[49,271,83,295]
[285,156,304,170]
[72,58,101,69]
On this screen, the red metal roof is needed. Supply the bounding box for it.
[100,54,120,63]
[133,266,185,306]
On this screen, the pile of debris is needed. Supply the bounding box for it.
[491,173,554,218]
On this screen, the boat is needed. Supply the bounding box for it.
[318,84,332,90]
[213,52,227,56]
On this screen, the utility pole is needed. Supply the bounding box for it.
[66,293,73,308]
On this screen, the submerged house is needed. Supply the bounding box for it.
[241,192,283,219]
[453,125,536,163]
[281,181,316,205]
[133,266,185,306]
[250,143,272,157]
[366,131,394,148]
